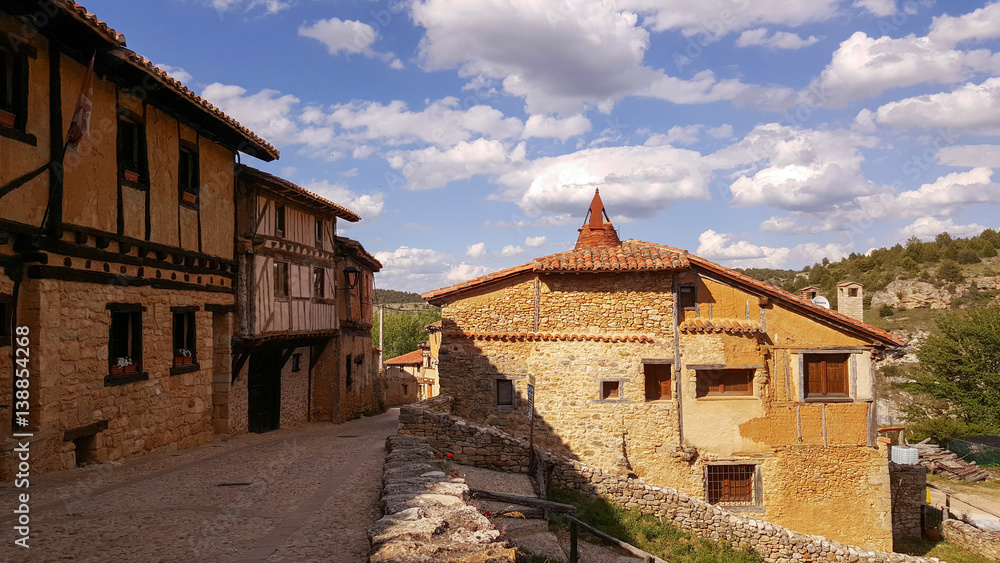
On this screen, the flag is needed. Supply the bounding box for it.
[66,54,94,154]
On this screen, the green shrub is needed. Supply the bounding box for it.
[878,304,895,317]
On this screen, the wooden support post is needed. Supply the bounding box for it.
[569,520,578,563]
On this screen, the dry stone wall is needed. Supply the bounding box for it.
[941,519,1000,561]
[370,434,517,562]
[890,463,926,542]
[399,400,940,563]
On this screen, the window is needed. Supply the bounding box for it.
[315,218,323,248]
[345,354,353,390]
[109,310,142,371]
[601,380,620,400]
[0,44,26,132]
[696,369,753,398]
[706,464,758,507]
[644,363,671,401]
[274,261,289,298]
[172,311,196,361]
[496,379,514,406]
[402,383,408,396]
[313,268,325,298]
[679,283,696,309]
[178,143,199,205]
[0,299,10,340]
[275,205,285,237]
[117,116,147,185]
[291,353,301,372]
[804,354,849,400]
[849,288,858,297]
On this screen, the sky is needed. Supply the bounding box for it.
[80,0,1000,293]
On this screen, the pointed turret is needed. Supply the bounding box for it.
[575,188,621,249]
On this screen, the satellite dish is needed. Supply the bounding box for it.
[812,296,831,309]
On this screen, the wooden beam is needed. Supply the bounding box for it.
[467,489,576,514]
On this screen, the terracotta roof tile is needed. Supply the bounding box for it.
[384,349,425,365]
[241,166,359,221]
[462,332,653,343]
[533,239,688,272]
[679,318,764,335]
[66,2,126,45]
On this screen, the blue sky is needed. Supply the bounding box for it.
[83,0,1000,292]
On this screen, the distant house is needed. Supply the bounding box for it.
[385,322,441,406]
[423,189,906,551]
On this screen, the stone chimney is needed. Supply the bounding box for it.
[575,188,621,249]
[799,286,820,300]
[837,281,864,320]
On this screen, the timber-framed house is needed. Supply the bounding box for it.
[0,2,277,477]
[229,167,382,432]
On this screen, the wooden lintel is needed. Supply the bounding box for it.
[62,420,109,442]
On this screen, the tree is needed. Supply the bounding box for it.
[936,260,963,283]
[372,309,441,363]
[911,306,1000,439]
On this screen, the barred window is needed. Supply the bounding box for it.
[496,379,514,406]
[706,464,758,507]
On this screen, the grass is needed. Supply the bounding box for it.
[546,490,762,563]
[895,538,996,563]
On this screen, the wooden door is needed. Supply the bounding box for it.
[248,350,281,433]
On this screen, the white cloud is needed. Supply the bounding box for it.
[500,245,524,257]
[896,216,987,240]
[299,18,394,63]
[928,2,1000,47]
[696,230,851,269]
[281,166,297,177]
[209,0,290,15]
[938,145,1000,167]
[853,0,896,17]
[200,83,301,146]
[873,77,1000,133]
[375,246,474,291]
[387,139,528,190]
[645,125,702,146]
[708,124,882,212]
[707,124,734,138]
[301,180,385,223]
[466,242,488,257]
[525,236,547,247]
[390,59,404,70]
[523,114,591,140]
[445,263,492,283]
[735,28,819,50]
[894,168,1000,217]
[154,63,192,85]
[353,145,376,159]
[340,168,359,177]
[621,0,839,37]
[809,32,973,107]
[496,145,712,219]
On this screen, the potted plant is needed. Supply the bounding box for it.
[112,357,136,375]
[173,348,194,366]
[0,109,15,128]
[181,191,197,205]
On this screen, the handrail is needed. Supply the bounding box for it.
[563,514,667,563]
[467,488,576,514]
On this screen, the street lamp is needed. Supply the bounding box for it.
[343,266,361,290]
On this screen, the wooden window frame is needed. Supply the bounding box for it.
[496,378,514,406]
[315,218,323,249]
[313,267,325,298]
[109,310,142,372]
[345,354,353,390]
[679,282,697,310]
[601,380,621,400]
[643,362,672,401]
[172,311,197,358]
[0,296,11,342]
[695,369,754,398]
[705,464,762,509]
[292,353,301,372]
[275,205,286,238]
[0,36,36,145]
[117,112,149,188]
[178,142,199,207]
[803,353,850,401]
[274,261,289,298]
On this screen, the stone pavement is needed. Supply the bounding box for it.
[0,409,400,562]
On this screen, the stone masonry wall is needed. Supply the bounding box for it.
[890,463,926,542]
[942,519,1000,561]
[399,400,940,563]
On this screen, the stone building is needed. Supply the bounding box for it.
[422,190,906,551]
[229,166,380,433]
[0,2,277,476]
[837,281,864,321]
[384,338,438,406]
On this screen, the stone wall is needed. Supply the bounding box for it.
[890,463,927,541]
[369,434,517,562]
[398,401,938,563]
[279,346,310,427]
[942,519,1000,561]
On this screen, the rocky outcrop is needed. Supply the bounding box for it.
[369,435,517,563]
[871,280,960,310]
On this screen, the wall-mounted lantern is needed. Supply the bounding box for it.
[343,266,361,290]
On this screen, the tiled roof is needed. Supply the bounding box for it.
[679,318,764,335]
[65,2,126,45]
[337,236,383,272]
[422,240,687,301]
[240,166,360,221]
[463,332,654,343]
[688,255,906,347]
[109,50,279,161]
[384,350,425,365]
[534,239,689,271]
[425,320,443,331]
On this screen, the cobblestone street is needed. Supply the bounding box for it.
[0,409,399,562]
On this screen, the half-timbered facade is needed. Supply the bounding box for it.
[0,2,277,477]
[227,167,381,432]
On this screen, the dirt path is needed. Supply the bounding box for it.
[927,473,1000,528]
[0,409,400,562]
